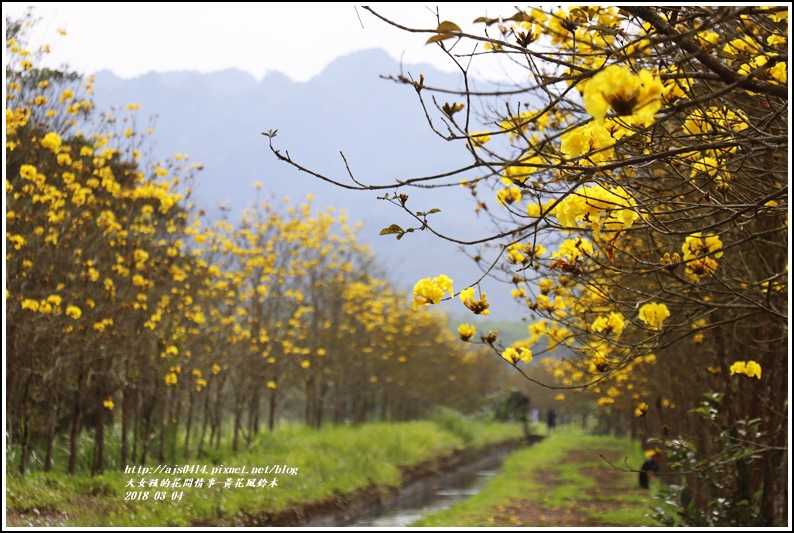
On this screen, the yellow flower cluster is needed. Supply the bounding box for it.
[682,232,723,281]
[767,62,786,83]
[582,64,664,124]
[531,294,567,319]
[551,237,593,262]
[554,184,639,230]
[590,312,626,337]
[8,234,26,249]
[683,107,749,136]
[468,131,491,147]
[459,287,490,316]
[412,274,453,310]
[19,164,37,181]
[560,122,615,163]
[506,242,546,265]
[40,132,62,153]
[502,154,548,185]
[501,346,533,365]
[458,323,476,341]
[496,186,522,206]
[638,302,670,329]
[93,318,114,332]
[729,360,762,379]
[127,182,182,213]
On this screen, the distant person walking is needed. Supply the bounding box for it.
[639,450,661,489]
[546,409,556,433]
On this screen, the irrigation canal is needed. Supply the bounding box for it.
[345,463,500,527]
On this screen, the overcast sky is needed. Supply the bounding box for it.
[4,3,522,82]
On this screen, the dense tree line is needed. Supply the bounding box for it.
[5,13,503,477]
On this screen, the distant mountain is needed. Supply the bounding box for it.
[91,48,528,320]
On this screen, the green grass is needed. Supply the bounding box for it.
[412,428,667,527]
[6,415,523,527]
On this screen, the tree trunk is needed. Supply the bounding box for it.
[44,390,59,472]
[267,389,277,431]
[68,371,85,475]
[232,400,242,452]
[139,399,154,465]
[120,385,130,469]
[198,391,210,459]
[92,396,106,475]
[18,409,30,475]
[183,393,195,459]
[213,382,223,448]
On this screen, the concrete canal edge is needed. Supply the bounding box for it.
[220,436,543,527]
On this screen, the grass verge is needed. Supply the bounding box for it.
[412,427,669,527]
[6,413,522,527]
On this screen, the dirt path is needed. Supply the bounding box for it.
[488,447,642,527]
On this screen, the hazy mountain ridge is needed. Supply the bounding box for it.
[91,48,525,320]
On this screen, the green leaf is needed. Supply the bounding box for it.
[436,21,462,33]
[473,16,499,25]
[426,20,462,44]
[506,12,532,23]
[379,224,404,236]
[426,33,457,44]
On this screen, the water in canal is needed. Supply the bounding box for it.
[346,465,500,527]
